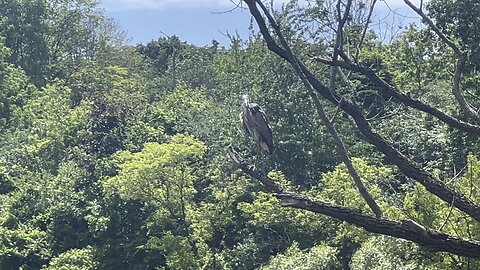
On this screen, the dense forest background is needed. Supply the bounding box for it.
[1,0,480,269]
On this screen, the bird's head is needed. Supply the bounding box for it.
[242,94,250,109]
[242,94,250,103]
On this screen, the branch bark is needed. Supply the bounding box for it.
[313,57,480,136]
[451,55,480,124]
[243,0,480,223]
[255,0,383,218]
[227,146,480,258]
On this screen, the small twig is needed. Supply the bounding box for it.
[446,164,467,185]
[438,196,455,231]
[329,96,345,124]
[211,0,246,14]
[353,0,378,63]
[366,108,400,121]
[226,143,480,258]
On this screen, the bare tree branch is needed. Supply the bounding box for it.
[330,0,352,94]
[330,0,383,218]
[227,146,480,258]
[438,196,455,231]
[451,55,480,124]
[353,0,378,62]
[243,0,480,223]
[254,0,383,218]
[313,57,480,136]
[227,145,285,193]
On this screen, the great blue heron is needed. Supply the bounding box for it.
[240,95,273,154]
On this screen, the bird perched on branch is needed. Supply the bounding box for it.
[240,94,273,155]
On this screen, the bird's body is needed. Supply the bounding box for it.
[240,95,273,154]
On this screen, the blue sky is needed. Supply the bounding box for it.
[99,0,422,46]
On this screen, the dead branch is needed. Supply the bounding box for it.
[255,0,383,218]
[227,145,480,258]
[451,55,480,124]
[243,0,480,223]
[313,57,480,136]
[353,0,378,62]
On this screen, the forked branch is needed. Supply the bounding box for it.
[313,57,480,135]
[254,0,383,218]
[243,0,480,223]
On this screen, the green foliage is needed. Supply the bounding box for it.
[137,36,218,91]
[0,160,92,268]
[145,233,199,270]
[351,234,480,270]
[316,158,392,213]
[403,155,480,240]
[70,62,147,104]
[0,0,124,85]
[239,192,328,231]
[350,236,429,270]
[1,1,480,268]
[428,0,480,71]
[123,103,167,151]
[103,134,205,202]
[458,155,480,203]
[43,246,98,270]
[103,135,212,268]
[260,242,339,270]
[159,83,213,131]
[0,227,51,269]
[0,0,50,84]
[5,82,91,172]
[0,37,35,129]
[386,25,453,92]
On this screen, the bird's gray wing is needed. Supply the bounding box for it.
[249,103,273,152]
[240,111,253,136]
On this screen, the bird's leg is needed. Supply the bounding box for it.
[258,153,272,175]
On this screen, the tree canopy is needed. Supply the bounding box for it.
[1,0,480,269]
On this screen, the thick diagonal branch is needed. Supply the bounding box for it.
[243,0,480,222]
[227,146,480,258]
[313,57,480,135]
[254,0,383,218]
